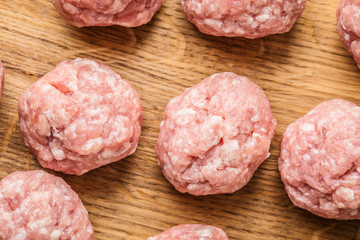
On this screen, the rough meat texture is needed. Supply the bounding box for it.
[279,99,360,219]
[18,58,143,175]
[156,72,277,195]
[0,170,93,239]
[53,0,164,27]
[0,61,4,98]
[181,0,306,38]
[337,0,360,68]
[148,224,229,240]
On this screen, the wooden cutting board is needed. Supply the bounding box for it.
[0,0,360,239]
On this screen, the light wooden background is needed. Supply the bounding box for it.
[0,0,360,239]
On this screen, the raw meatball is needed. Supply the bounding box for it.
[53,0,164,27]
[156,72,277,196]
[337,0,360,68]
[0,170,93,239]
[148,224,229,240]
[279,99,360,219]
[18,58,143,175]
[181,0,306,38]
[0,61,4,98]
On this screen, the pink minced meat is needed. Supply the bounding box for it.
[181,0,306,38]
[0,61,4,98]
[0,170,93,239]
[156,72,277,196]
[337,0,360,68]
[279,99,360,219]
[148,224,229,240]
[18,58,143,175]
[52,0,164,27]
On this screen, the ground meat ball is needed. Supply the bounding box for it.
[156,72,277,196]
[0,61,4,98]
[337,0,360,68]
[148,224,229,240]
[181,0,306,38]
[279,99,360,219]
[0,170,93,239]
[18,58,143,175]
[52,0,164,27]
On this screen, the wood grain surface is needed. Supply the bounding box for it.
[1,0,360,239]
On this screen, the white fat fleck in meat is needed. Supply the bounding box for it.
[194,2,203,14]
[303,154,310,161]
[235,28,245,35]
[345,33,350,41]
[49,141,66,161]
[50,230,62,240]
[301,123,315,132]
[247,16,254,24]
[39,228,48,235]
[252,132,261,138]
[175,108,197,125]
[81,138,103,153]
[256,13,270,22]
[340,188,355,201]
[204,18,223,28]
[222,140,240,155]
[199,225,213,238]
[156,72,276,196]
[251,21,259,29]
[251,114,259,122]
[13,229,27,240]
